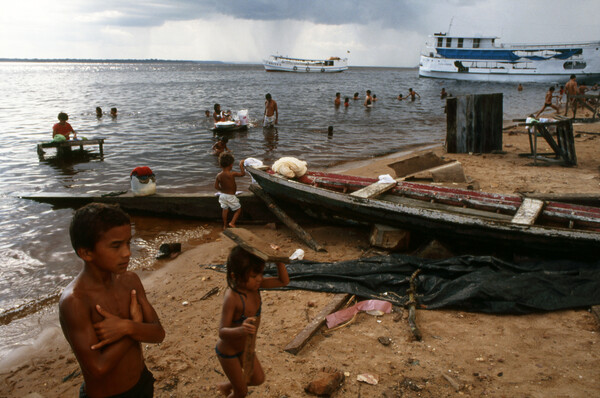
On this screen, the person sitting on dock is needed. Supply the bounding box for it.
[535,86,560,118]
[212,136,230,156]
[53,112,77,140]
[215,152,246,229]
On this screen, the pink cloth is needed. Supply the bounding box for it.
[326,300,392,329]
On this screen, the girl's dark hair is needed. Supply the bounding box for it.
[226,246,265,292]
[70,203,130,255]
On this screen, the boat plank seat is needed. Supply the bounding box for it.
[222,227,290,263]
[350,182,397,199]
[512,198,545,225]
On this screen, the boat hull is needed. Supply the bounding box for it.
[247,168,600,259]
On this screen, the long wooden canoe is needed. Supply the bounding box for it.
[246,167,600,259]
[21,191,279,222]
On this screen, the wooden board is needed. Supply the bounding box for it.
[512,198,545,225]
[284,294,350,355]
[350,182,396,199]
[222,227,290,263]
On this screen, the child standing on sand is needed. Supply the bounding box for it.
[216,246,289,397]
[215,152,246,229]
[59,203,165,397]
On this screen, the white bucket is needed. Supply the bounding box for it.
[237,109,249,126]
[131,176,156,196]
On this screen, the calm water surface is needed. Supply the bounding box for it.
[0,62,550,357]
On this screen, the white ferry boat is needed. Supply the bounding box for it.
[419,33,600,83]
[263,55,348,73]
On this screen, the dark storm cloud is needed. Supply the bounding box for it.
[80,0,430,31]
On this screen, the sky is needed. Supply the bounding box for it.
[1,0,600,67]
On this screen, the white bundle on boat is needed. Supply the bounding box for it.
[244,157,264,183]
[272,157,307,178]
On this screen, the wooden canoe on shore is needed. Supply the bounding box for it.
[20,191,282,222]
[246,167,600,259]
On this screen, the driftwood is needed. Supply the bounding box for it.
[407,269,422,341]
[249,184,326,252]
[284,294,351,355]
[242,316,260,383]
[199,286,220,301]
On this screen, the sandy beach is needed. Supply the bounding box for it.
[1,115,600,397]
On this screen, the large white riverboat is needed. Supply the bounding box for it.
[263,55,348,73]
[419,33,600,83]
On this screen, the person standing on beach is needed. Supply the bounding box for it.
[59,203,165,398]
[215,152,246,229]
[215,245,289,398]
[263,93,278,127]
[565,74,578,116]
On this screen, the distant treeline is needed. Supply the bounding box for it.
[0,58,224,64]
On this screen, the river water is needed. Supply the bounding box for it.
[0,61,548,360]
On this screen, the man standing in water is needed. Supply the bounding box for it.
[264,93,278,127]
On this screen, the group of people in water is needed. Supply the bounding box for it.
[208,93,279,128]
[334,87,449,108]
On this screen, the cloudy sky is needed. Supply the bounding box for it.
[1,0,599,67]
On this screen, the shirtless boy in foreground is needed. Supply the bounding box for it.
[59,203,165,397]
[215,152,246,229]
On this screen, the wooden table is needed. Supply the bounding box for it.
[37,138,105,159]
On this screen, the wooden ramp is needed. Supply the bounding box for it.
[222,227,290,263]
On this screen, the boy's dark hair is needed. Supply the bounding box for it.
[219,136,229,143]
[549,86,555,91]
[214,103,220,111]
[70,203,130,255]
[570,74,576,79]
[336,92,340,96]
[226,246,265,292]
[265,93,272,100]
[58,112,68,121]
[354,92,359,96]
[218,152,234,168]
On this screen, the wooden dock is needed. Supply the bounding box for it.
[37,138,105,159]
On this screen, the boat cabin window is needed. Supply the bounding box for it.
[457,38,463,48]
[473,38,480,49]
[437,37,443,47]
[446,38,452,48]
[563,61,586,70]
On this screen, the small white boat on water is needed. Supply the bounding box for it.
[419,33,600,83]
[263,55,348,73]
